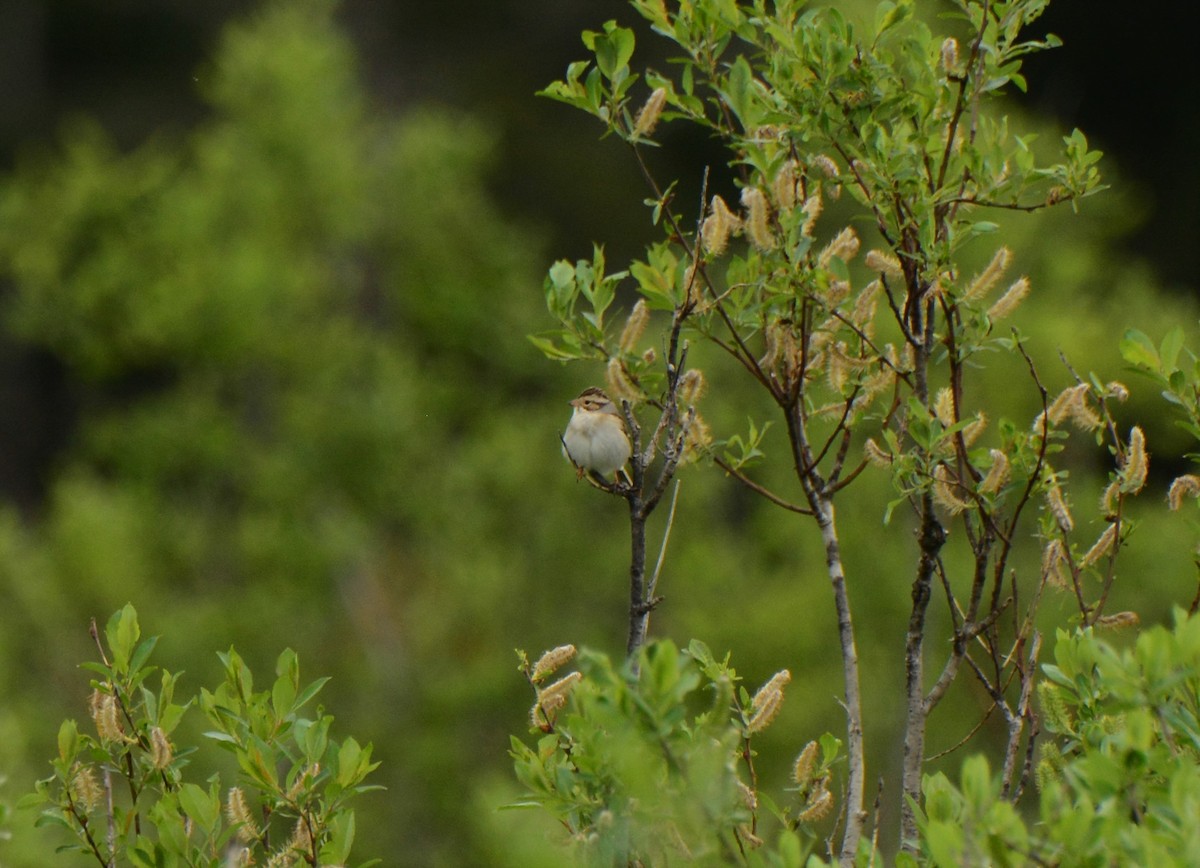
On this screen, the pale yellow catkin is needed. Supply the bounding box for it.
[824,280,851,309]
[792,741,819,786]
[1168,474,1200,511]
[70,763,102,812]
[979,449,1009,494]
[619,300,650,353]
[632,87,668,137]
[1046,383,1087,426]
[940,37,960,75]
[933,464,971,514]
[683,413,712,461]
[852,279,882,328]
[1041,538,1069,589]
[987,276,1030,321]
[741,187,775,251]
[286,819,313,856]
[864,438,893,468]
[530,693,566,730]
[1047,383,1100,431]
[826,342,849,392]
[679,368,707,404]
[150,726,173,770]
[1099,480,1120,517]
[1046,482,1074,532]
[737,780,758,811]
[1038,682,1072,733]
[226,787,260,844]
[605,358,641,403]
[701,199,734,256]
[760,320,783,371]
[1095,611,1141,629]
[748,670,790,732]
[818,227,860,268]
[811,153,839,179]
[751,670,791,707]
[800,193,823,238]
[531,644,577,683]
[797,787,834,823]
[747,689,783,734]
[773,160,799,211]
[852,367,892,412]
[964,248,1011,301]
[538,670,583,705]
[961,412,987,447]
[91,691,128,744]
[933,387,956,426]
[1078,524,1118,568]
[864,249,903,279]
[1121,426,1148,493]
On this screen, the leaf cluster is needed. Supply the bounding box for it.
[510,639,840,866]
[913,613,1200,866]
[25,605,380,867]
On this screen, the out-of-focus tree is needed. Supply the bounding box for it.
[0,1,576,863]
[509,0,1200,864]
[0,0,1198,866]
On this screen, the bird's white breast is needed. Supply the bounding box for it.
[563,409,630,474]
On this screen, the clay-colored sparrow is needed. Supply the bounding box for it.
[562,387,632,479]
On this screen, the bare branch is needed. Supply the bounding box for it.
[714,456,813,515]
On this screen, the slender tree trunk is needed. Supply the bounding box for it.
[900,491,945,850]
[626,499,649,660]
[815,500,866,866]
[785,403,866,864]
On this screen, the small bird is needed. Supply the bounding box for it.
[562,387,632,480]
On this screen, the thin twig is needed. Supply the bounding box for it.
[647,480,683,602]
[714,457,813,515]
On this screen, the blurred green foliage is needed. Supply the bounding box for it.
[0,0,1198,865]
[26,605,379,867]
[510,638,842,866]
[912,612,1200,866]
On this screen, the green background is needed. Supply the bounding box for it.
[0,1,1197,864]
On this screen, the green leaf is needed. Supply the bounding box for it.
[818,732,841,764]
[777,827,803,867]
[588,22,635,81]
[592,275,617,320]
[272,673,297,721]
[57,719,79,763]
[548,260,575,290]
[874,0,913,36]
[959,754,992,813]
[526,334,580,361]
[128,635,159,674]
[177,782,219,836]
[288,677,326,710]
[321,809,356,864]
[1119,329,1160,371]
[337,737,364,787]
[1160,325,1185,372]
[106,604,140,673]
[687,639,714,667]
[722,56,756,127]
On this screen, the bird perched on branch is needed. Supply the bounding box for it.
[562,387,631,480]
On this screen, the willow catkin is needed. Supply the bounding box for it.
[741,187,775,251]
[987,276,1030,321]
[632,87,667,137]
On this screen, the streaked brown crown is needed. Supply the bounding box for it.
[570,386,614,412]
